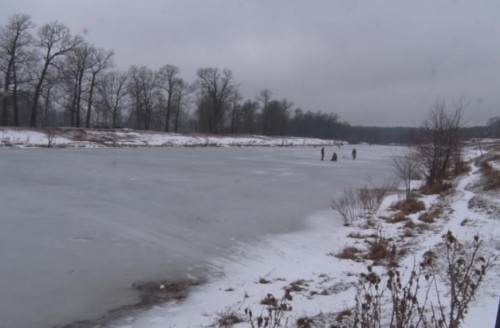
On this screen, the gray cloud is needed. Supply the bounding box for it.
[2,0,499,126]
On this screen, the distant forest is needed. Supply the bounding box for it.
[1,14,499,145]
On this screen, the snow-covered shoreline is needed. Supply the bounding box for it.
[0,127,341,148]
[103,143,500,328]
[2,129,498,327]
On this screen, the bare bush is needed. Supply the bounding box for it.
[392,148,420,200]
[354,266,384,328]
[479,160,500,191]
[332,181,393,226]
[358,180,395,217]
[214,308,244,327]
[431,231,493,328]
[247,292,292,328]
[391,198,426,215]
[352,232,494,328]
[416,99,465,186]
[332,187,362,226]
[44,128,56,147]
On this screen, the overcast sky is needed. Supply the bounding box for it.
[2,0,499,127]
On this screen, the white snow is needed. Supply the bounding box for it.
[105,144,500,328]
[1,129,498,328]
[0,127,341,148]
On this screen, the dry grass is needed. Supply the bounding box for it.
[260,294,278,306]
[259,277,272,284]
[479,160,500,190]
[421,180,453,195]
[214,309,244,327]
[347,232,377,239]
[335,308,353,323]
[418,211,437,223]
[335,246,363,261]
[391,198,426,215]
[454,162,471,176]
[296,317,315,328]
[364,236,397,265]
[285,279,308,294]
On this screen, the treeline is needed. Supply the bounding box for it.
[1,14,498,144]
[0,14,344,137]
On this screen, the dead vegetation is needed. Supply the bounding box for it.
[391,198,426,215]
[332,181,393,226]
[335,246,363,261]
[479,160,500,191]
[421,180,453,195]
[214,309,244,327]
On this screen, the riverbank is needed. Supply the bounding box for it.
[0,127,341,148]
[103,140,500,327]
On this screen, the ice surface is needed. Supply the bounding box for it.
[0,145,399,328]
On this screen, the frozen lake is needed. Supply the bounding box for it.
[0,145,399,328]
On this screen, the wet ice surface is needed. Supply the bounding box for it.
[0,145,399,328]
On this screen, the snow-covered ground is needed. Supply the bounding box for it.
[104,143,500,328]
[1,128,498,328]
[0,127,340,148]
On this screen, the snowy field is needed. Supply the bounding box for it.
[0,143,400,328]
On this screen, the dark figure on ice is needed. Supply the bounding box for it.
[352,148,357,160]
[321,147,325,161]
[331,152,338,161]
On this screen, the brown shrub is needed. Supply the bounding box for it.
[364,236,396,265]
[215,310,244,327]
[261,294,278,306]
[347,232,375,239]
[418,212,436,223]
[296,317,315,328]
[404,220,416,229]
[335,246,363,261]
[480,161,500,190]
[421,181,452,195]
[259,277,272,284]
[391,198,426,215]
[336,308,353,322]
[454,162,471,176]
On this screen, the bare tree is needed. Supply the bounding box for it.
[279,98,293,135]
[62,42,93,127]
[487,116,500,138]
[84,47,114,128]
[239,99,259,134]
[261,98,292,136]
[127,65,159,130]
[229,89,242,133]
[258,88,273,134]
[157,64,179,132]
[172,78,195,133]
[0,14,34,126]
[95,70,128,128]
[417,99,465,185]
[392,148,420,200]
[39,69,59,126]
[30,21,82,126]
[196,67,235,133]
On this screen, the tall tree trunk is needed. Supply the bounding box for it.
[85,74,96,128]
[30,62,49,127]
[164,91,172,132]
[1,61,13,126]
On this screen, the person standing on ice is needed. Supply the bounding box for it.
[352,148,357,160]
[321,147,325,160]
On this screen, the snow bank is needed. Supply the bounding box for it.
[0,128,341,148]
